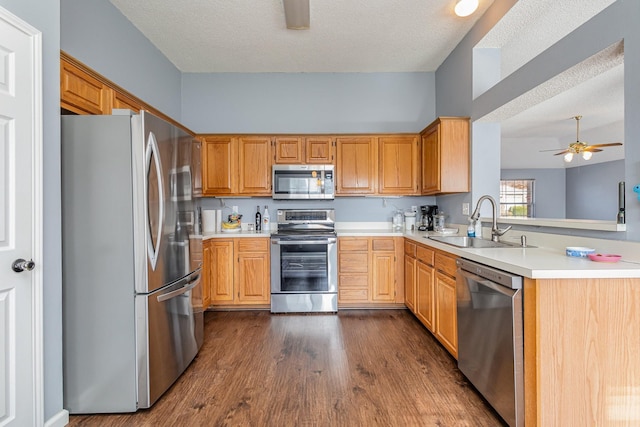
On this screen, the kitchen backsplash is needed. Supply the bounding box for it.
[201,196,437,223]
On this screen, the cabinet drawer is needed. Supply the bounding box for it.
[237,238,269,252]
[339,252,369,273]
[435,252,457,277]
[372,238,395,252]
[416,246,435,266]
[339,238,369,252]
[339,274,369,289]
[339,288,369,301]
[404,240,417,257]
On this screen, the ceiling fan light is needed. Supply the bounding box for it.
[454,0,479,17]
[582,151,593,160]
[564,152,574,163]
[283,0,310,30]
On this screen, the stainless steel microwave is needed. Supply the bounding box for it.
[272,165,335,200]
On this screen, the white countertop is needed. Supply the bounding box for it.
[202,223,640,279]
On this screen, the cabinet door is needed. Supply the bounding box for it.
[112,91,141,113]
[379,136,419,195]
[305,137,333,164]
[335,137,377,194]
[274,137,303,164]
[236,252,270,304]
[60,60,111,115]
[210,240,234,303]
[371,252,396,302]
[201,240,211,309]
[404,255,416,312]
[435,272,458,358]
[421,125,440,195]
[416,261,435,331]
[202,136,236,195]
[238,137,272,195]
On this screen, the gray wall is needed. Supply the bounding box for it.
[202,196,438,227]
[0,0,62,421]
[436,0,640,240]
[61,0,183,122]
[501,169,566,219]
[566,160,625,221]
[182,72,435,134]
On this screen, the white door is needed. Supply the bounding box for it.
[0,7,43,427]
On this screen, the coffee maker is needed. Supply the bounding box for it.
[419,205,438,231]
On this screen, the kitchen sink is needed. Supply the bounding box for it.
[427,235,523,249]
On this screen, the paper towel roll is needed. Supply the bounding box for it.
[215,210,222,232]
[202,210,216,232]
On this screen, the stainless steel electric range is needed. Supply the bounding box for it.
[270,208,337,313]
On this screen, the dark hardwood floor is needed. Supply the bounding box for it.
[68,309,506,426]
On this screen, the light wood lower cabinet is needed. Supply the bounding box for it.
[204,238,270,307]
[338,237,403,306]
[416,254,435,332]
[433,251,458,358]
[404,238,457,358]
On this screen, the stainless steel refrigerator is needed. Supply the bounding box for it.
[61,110,204,413]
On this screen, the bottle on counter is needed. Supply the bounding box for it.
[467,219,476,237]
[263,205,270,232]
[255,205,262,232]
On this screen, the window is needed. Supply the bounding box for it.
[500,179,534,217]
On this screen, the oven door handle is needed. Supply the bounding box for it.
[271,238,337,245]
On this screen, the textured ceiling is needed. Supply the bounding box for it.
[109,0,622,169]
[108,0,494,73]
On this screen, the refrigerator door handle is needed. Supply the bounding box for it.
[145,132,164,271]
[156,272,200,302]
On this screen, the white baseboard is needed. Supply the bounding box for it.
[45,409,69,427]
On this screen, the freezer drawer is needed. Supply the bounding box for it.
[136,269,203,408]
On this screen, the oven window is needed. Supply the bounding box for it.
[279,243,329,292]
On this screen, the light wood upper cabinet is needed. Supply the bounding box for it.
[202,136,236,196]
[273,136,334,164]
[112,91,141,113]
[379,135,419,195]
[335,137,377,195]
[305,137,333,164]
[274,137,303,164]
[238,137,272,195]
[60,60,111,115]
[421,117,470,195]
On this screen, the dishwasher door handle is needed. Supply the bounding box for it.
[457,269,517,298]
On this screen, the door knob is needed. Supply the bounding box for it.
[12,258,35,273]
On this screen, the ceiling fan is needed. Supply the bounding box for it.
[541,115,623,162]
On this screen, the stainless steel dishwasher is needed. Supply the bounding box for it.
[456,258,524,427]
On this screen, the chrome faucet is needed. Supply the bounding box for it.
[470,195,512,242]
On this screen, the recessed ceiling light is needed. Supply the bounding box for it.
[455,0,479,17]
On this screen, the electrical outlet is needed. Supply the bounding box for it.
[462,203,470,215]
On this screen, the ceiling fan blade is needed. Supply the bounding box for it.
[539,148,566,152]
[586,142,623,148]
[583,148,603,153]
[553,150,570,156]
